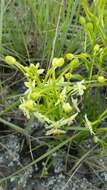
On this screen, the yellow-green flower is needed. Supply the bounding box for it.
[72,97,80,112]
[74,80,86,96]
[62,102,72,113]
[84,114,95,135]
[19,99,34,119]
[5,56,16,65]
[21,99,33,113]
[24,100,34,110]
[94,44,100,52]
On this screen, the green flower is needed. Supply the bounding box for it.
[62,102,72,113]
[25,63,44,81]
[94,44,100,52]
[72,97,80,112]
[19,99,34,119]
[84,114,95,135]
[74,80,86,96]
[24,100,34,110]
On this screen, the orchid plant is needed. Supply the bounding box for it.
[5,54,87,135]
[5,44,106,137]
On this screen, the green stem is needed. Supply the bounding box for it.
[92,108,107,126]
[0,117,28,136]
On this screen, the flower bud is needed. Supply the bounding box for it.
[79,53,88,59]
[65,53,74,60]
[52,57,64,67]
[79,16,86,25]
[71,58,80,69]
[93,136,99,143]
[86,22,93,31]
[98,76,105,83]
[65,73,73,80]
[5,56,16,65]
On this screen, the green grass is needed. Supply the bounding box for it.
[0,0,82,64]
[0,0,4,53]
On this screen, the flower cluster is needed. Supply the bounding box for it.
[4,54,87,135]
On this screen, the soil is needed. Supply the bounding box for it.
[0,132,107,190]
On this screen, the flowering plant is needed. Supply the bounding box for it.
[5,47,106,136]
